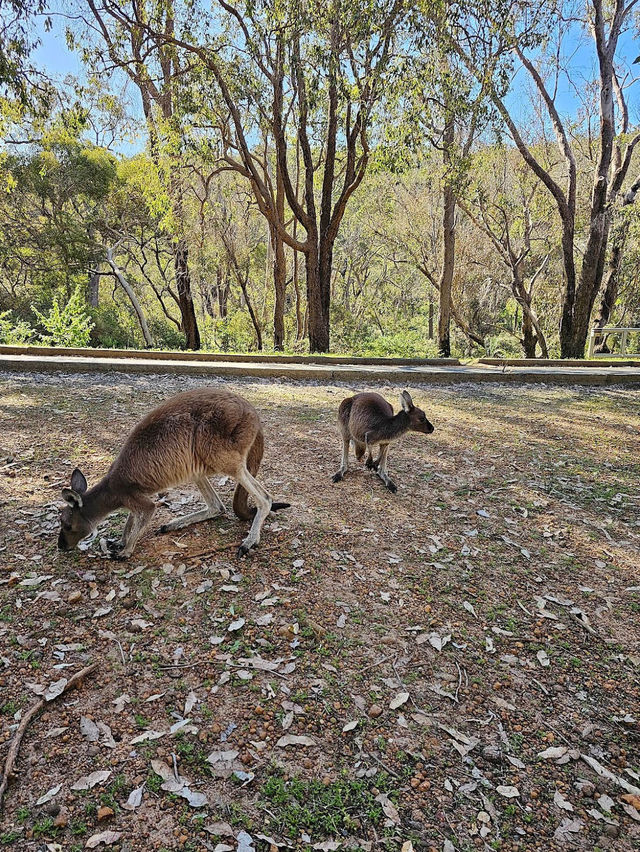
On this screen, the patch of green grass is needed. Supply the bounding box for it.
[0,831,22,845]
[102,773,127,805]
[147,771,164,793]
[174,736,210,775]
[69,819,88,836]
[259,770,393,837]
[31,816,58,839]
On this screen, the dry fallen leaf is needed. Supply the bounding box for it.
[35,784,62,805]
[375,793,400,825]
[496,785,520,798]
[71,770,111,791]
[389,691,409,710]
[44,678,67,701]
[236,830,255,852]
[554,789,574,812]
[537,746,568,760]
[122,784,145,811]
[85,830,122,848]
[80,716,100,742]
[276,734,316,748]
[553,818,584,842]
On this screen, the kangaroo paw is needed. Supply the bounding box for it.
[155,524,169,535]
[386,480,398,494]
[108,545,128,561]
[365,457,375,469]
[332,471,344,483]
[236,541,255,558]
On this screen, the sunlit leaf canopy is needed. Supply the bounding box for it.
[0,0,637,356]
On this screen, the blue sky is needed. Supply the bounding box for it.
[30,5,639,155]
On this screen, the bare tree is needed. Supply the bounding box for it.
[453,0,639,356]
[82,0,201,349]
[460,157,551,357]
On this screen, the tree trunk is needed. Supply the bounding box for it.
[105,247,154,348]
[592,255,618,354]
[438,117,455,358]
[428,301,434,340]
[174,239,200,350]
[239,280,263,351]
[293,256,304,341]
[87,271,100,308]
[306,247,329,353]
[271,224,287,350]
[593,175,640,347]
[521,309,537,358]
[217,268,230,319]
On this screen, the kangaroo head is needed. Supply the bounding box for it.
[399,391,434,435]
[58,468,93,551]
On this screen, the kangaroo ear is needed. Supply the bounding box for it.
[62,488,83,508]
[400,390,414,412]
[71,468,88,494]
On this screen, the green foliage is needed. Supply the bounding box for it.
[32,286,94,347]
[259,770,393,837]
[0,310,34,344]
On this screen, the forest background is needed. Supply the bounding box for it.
[0,0,639,359]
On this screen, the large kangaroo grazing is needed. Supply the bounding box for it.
[58,389,290,559]
[332,390,434,492]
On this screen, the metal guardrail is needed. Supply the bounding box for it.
[588,327,640,358]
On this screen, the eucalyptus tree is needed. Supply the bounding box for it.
[388,0,494,356]
[450,0,640,357]
[74,0,202,348]
[0,0,47,104]
[461,150,553,357]
[99,0,412,352]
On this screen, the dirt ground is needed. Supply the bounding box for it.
[0,370,639,852]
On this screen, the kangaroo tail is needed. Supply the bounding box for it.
[233,430,264,521]
[270,501,291,511]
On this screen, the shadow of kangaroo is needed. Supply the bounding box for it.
[332,390,434,492]
[58,389,290,559]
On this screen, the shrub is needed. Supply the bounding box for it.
[32,286,94,347]
[0,310,34,344]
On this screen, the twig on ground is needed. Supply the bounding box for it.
[0,663,98,810]
[158,659,289,679]
[531,677,549,696]
[569,611,599,638]
[368,751,402,779]
[360,653,394,674]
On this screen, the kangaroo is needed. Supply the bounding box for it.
[331,390,434,492]
[58,388,290,559]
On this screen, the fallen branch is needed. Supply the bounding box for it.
[0,663,98,810]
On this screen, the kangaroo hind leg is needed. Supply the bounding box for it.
[375,444,397,493]
[158,477,226,533]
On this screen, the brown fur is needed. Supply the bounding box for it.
[332,390,434,492]
[58,389,289,559]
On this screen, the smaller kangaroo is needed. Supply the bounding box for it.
[332,390,434,492]
[58,389,290,559]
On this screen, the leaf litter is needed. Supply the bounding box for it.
[0,374,639,850]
